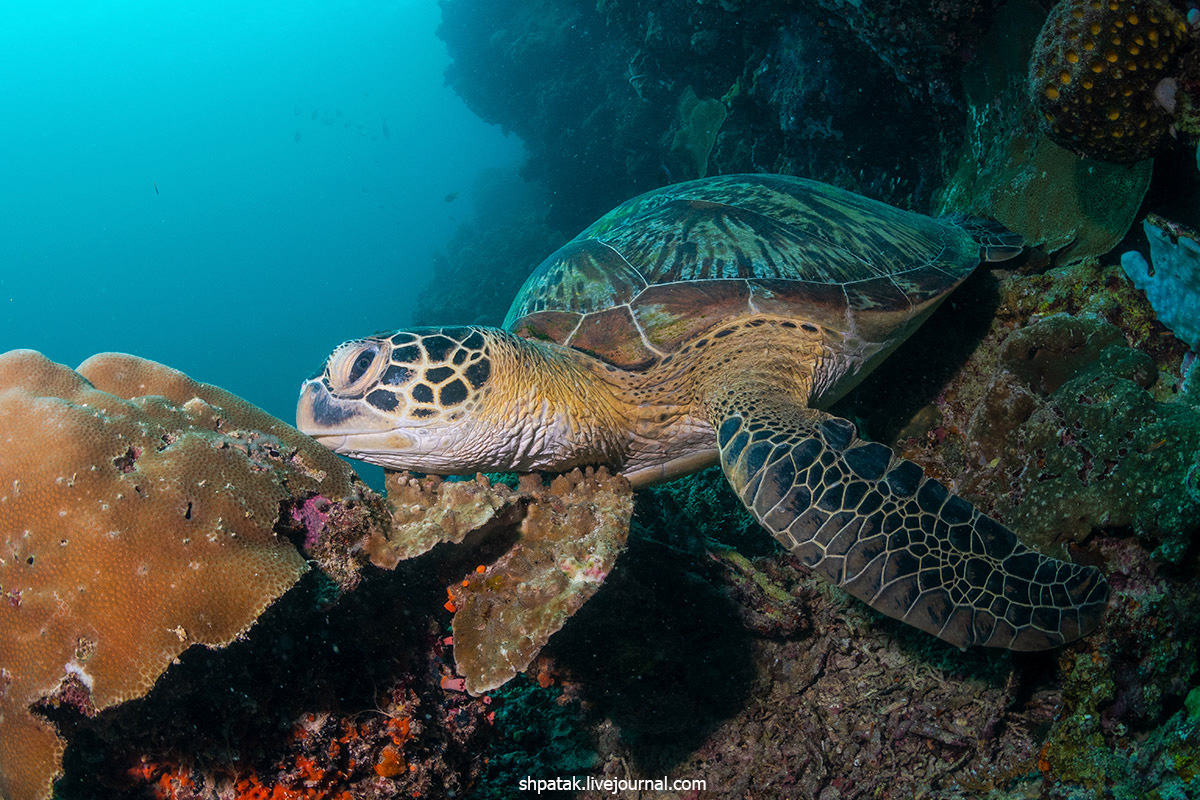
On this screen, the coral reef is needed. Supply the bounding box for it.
[473,677,597,799]
[17,275,1198,800]
[670,87,727,179]
[61,572,494,799]
[793,253,1200,796]
[1121,213,1200,351]
[0,351,376,800]
[437,0,1004,233]
[450,470,632,694]
[1038,538,1200,795]
[846,258,1199,565]
[1029,0,1188,163]
[366,468,634,695]
[960,314,1200,563]
[940,0,1152,263]
[368,472,520,565]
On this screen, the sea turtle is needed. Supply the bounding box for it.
[297,173,1108,651]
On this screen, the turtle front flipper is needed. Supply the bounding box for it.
[713,402,1109,650]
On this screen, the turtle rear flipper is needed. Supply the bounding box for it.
[713,401,1109,650]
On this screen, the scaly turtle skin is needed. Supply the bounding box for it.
[297,174,1108,651]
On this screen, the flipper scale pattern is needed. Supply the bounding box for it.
[717,405,1109,650]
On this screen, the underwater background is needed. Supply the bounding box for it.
[2,0,1200,799]
[0,0,522,426]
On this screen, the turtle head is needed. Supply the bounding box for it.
[297,326,504,473]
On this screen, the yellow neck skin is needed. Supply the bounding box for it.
[474,332,631,474]
[481,317,832,488]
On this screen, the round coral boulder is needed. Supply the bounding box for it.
[1028,0,1189,162]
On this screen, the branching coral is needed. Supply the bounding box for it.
[0,351,372,800]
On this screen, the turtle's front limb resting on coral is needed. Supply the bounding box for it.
[709,395,1109,650]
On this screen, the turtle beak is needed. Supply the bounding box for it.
[296,379,354,440]
[296,379,416,456]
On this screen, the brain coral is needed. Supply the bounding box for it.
[1028,0,1188,162]
[0,351,368,800]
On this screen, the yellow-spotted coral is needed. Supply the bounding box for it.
[1028,0,1189,162]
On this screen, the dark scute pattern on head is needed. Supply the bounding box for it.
[426,366,455,384]
[462,330,485,350]
[464,359,491,389]
[412,408,434,418]
[367,389,399,412]
[390,332,417,345]
[392,345,421,364]
[423,335,457,362]
[412,383,434,403]
[307,385,362,426]
[439,326,473,341]
[714,404,1109,651]
[382,365,413,386]
[439,379,469,406]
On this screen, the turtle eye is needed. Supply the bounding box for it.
[329,340,387,396]
[349,352,376,383]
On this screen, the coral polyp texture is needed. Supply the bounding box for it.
[1028,0,1188,162]
[368,468,633,696]
[0,350,369,800]
[450,469,632,694]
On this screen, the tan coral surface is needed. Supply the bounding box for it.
[0,351,362,800]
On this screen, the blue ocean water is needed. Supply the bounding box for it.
[0,0,522,426]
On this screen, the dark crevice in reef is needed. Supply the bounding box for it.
[425,0,1008,325]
